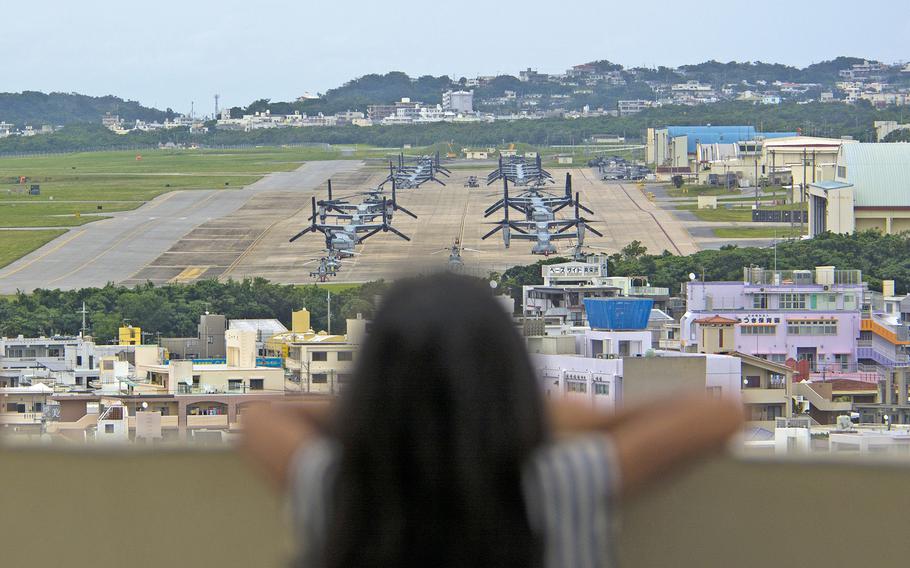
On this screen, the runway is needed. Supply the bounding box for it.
[0,161,361,293]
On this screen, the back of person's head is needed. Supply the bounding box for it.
[325,273,546,568]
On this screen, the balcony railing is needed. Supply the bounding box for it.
[0,412,43,425]
[629,285,670,297]
[0,449,907,567]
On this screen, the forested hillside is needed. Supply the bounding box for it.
[0,92,171,127]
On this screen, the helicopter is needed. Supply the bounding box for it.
[302,256,338,282]
[431,237,481,270]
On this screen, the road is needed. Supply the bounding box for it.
[0,161,361,293]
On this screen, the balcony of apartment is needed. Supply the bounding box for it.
[185,414,229,428]
[741,386,788,406]
[629,285,670,298]
[0,411,44,425]
[0,447,907,567]
[126,415,179,430]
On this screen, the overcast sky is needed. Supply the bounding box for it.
[2,0,907,114]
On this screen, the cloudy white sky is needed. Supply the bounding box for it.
[2,0,906,113]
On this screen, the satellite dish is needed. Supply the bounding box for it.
[489,280,498,289]
[141,401,149,409]
[689,273,697,281]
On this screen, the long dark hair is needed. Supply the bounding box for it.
[325,273,547,568]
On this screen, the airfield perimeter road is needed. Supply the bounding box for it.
[0,161,362,293]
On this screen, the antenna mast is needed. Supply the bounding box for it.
[78,301,88,337]
[214,94,220,118]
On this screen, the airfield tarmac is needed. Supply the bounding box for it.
[174,165,698,284]
[0,161,700,290]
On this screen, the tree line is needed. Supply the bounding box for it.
[498,231,910,305]
[0,279,388,344]
[0,100,905,156]
[2,232,909,343]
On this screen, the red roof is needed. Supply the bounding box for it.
[694,315,739,325]
[827,379,879,392]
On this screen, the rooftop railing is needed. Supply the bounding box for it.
[743,268,863,287]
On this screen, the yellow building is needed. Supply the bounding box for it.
[118,326,141,346]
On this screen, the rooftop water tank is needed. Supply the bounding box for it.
[584,298,654,330]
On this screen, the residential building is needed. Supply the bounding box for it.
[442,90,473,113]
[521,256,669,329]
[161,313,227,360]
[0,383,53,433]
[682,266,865,377]
[531,298,741,412]
[265,309,366,395]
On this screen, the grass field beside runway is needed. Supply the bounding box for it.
[0,230,67,268]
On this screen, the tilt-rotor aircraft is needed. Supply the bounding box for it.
[486,154,553,187]
[380,152,451,189]
[290,196,411,257]
[482,180,602,255]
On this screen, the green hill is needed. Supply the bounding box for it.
[0,91,171,128]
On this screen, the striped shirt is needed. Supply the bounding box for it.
[290,435,619,568]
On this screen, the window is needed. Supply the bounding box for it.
[249,379,264,391]
[769,374,786,389]
[105,424,115,434]
[835,354,850,371]
[706,387,722,398]
[337,373,352,383]
[594,383,610,395]
[34,402,43,412]
[837,165,847,178]
[741,325,776,335]
[752,294,768,309]
[312,352,327,362]
[780,293,806,310]
[787,320,837,336]
[228,379,243,391]
[337,351,353,361]
[743,376,761,388]
[769,354,786,363]
[76,355,82,366]
[566,382,587,393]
[844,294,856,310]
[718,329,724,348]
[312,373,328,384]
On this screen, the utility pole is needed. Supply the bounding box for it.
[214,94,220,118]
[327,290,332,335]
[78,301,88,338]
[801,148,807,235]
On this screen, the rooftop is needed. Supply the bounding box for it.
[839,142,910,207]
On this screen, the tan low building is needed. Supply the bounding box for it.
[266,309,367,395]
[808,143,910,237]
[0,383,52,433]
